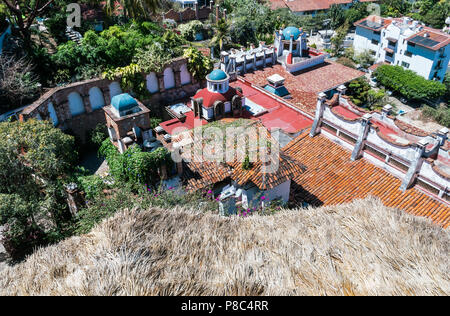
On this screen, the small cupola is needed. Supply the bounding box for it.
[111,93,141,117]
[207,69,230,94]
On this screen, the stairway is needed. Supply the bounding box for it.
[65,26,82,45]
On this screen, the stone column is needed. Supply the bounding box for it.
[194,1,199,19]
[216,4,220,23]
[263,49,267,67]
[174,67,182,88]
[400,139,429,191]
[289,34,294,54]
[82,92,92,113]
[310,92,327,137]
[351,113,372,161]
[157,73,165,93]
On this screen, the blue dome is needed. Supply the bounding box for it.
[208,69,227,81]
[282,26,301,40]
[111,93,138,112]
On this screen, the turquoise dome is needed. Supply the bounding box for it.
[111,93,138,112]
[208,69,227,81]
[282,26,301,40]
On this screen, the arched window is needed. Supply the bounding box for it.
[89,87,105,110]
[68,92,85,117]
[109,82,122,99]
[47,102,59,126]
[180,64,191,85]
[146,72,159,93]
[163,68,175,90]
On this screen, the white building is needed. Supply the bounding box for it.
[354,15,450,82]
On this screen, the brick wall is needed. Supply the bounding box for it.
[20,58,203,142]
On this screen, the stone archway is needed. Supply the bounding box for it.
[68,92,85,117]
[180,64,191,86]
[232,95,242,117]
[146,72,159,94]
[109,82,122,99]
[163,67,175,90]
[47,102,59,126]
[89,87,105,110]
[214,101,225,120]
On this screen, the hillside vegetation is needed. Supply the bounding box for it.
[0,198,448,296]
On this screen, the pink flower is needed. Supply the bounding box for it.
[261,196,266,201]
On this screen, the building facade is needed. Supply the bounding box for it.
[354,16,450,82]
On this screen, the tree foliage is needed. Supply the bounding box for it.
[0,120,77,258]
[0,55,41,112]
[183,46,213,80]
[374,65,446,101]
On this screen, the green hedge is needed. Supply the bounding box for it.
[374,65,446,101]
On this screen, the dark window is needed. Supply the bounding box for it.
[386,51,393,58]
[370,50,376,56]
[388,41,396,46]
[405,51,412,57]
[371,39,379,45]
[374,31,381,35]
[401,61,410,68]
[416,179,440,196]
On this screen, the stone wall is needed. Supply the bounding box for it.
[162,5,212,23]
[20,58,203,142]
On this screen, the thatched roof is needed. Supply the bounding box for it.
[0,198,449,296]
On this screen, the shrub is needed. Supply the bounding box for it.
[421,105,450,128]
[374,65,446,101]
[178,20,204,41]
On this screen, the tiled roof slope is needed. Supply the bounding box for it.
[241,63,364,114]
[284,130,450,228]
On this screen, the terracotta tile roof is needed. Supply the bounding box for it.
[282,0,351,12]
[180,120,305,191]
[284,131,450,228]
[269,0,288,10]
[241,63,364,115]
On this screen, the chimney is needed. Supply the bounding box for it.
[310,92,327,137]
[436,127,449,146]
[382,104,392,119]
[337,84,347,96]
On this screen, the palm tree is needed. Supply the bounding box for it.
[103,0,161,19]
[211,18,230,51]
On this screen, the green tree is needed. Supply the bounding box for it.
[331,21,349,57]
[328,4,346,29]
[347,77,371,107]
[0,120,77,258]
[212,18,230,51]
[183,47,213,80]
[374,65,446,101]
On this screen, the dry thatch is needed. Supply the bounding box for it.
[0,197,449,296]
